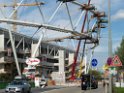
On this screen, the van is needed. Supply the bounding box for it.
[81,74,98,90]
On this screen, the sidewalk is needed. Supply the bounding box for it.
[55,82,80,87]
[0,89,4,93]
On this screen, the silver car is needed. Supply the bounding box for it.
[5,80,31,93]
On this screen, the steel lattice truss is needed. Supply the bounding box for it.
[0,0,107,44]
[0,0,107,77]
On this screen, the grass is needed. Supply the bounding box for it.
[114,87,124,93]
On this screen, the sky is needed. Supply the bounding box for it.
[0,0,124,71]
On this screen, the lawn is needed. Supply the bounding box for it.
[114,87,124,93]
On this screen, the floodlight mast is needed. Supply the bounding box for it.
[108,0,112,93]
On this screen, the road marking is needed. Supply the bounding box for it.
[41,89,58,93]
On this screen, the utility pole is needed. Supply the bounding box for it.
[108,0,112,93]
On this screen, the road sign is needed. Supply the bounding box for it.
[107,57,112,66]
[110,55,122,67]
[26,58,40,66]
[103,64,109,70]
[91,59,98,67]
[109,67,117,75]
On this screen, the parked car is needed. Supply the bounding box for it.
[81,74,98,90]
[40,79,47,88]
[5,79,31,93]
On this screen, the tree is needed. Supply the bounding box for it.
[88,69,102,80]
[115,37,124,69]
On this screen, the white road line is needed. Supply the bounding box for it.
[41,89,58,93]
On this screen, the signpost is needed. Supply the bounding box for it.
[106,55,122,93]
[91,58,98,67]
[103,64,109,70]
[107,57,112,66]
[110,55,122,67]
[26,58,40,87]
[89,58,98,91]
[26,58,40,66]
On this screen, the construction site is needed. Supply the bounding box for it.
[0,0,108,85]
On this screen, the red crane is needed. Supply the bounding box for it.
[70,0,91,80]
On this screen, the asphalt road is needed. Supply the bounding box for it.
[0,86,63,93]
[41,85,105,93]
[1,85,105,93]
[31,86,64,93]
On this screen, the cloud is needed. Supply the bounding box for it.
[112,9,124,20]
[91,0,106,10]
[90,0,123,11]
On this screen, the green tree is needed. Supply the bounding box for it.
[88,70,102,80]
[115,37,124,69]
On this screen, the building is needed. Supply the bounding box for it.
[0,27,84,83]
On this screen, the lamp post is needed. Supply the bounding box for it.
[108,0,113,93]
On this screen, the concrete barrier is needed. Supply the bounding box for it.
[115,82,124,87]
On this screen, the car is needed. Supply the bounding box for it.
[5,79,31,93]
[14,75,27,80]
[40,79,47,88]
[81,74,98,90]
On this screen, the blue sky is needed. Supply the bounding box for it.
[0,0,124,71]
[92,0,124,71]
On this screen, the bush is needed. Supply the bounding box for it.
[0,73,14,81]
[0,81,9,89]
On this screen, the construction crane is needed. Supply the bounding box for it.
[70,0,107,80]
[70,0,92,80]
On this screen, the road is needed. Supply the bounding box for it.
[0,86,63,93]
[32,85,105,93]
[1,85,105,93]
[41,86,105,93]
[31,86,64,93]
